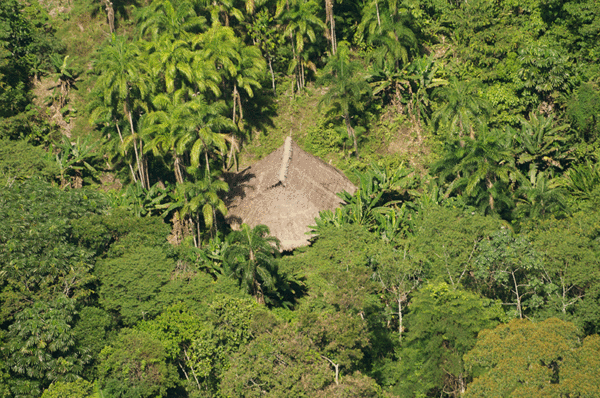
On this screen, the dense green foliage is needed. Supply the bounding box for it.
[1,0,600,396]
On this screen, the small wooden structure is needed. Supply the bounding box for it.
[225,137,356,251]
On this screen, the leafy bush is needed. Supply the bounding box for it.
[0,139,58,184]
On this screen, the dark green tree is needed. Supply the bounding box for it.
[525,212,600,334]
[408,206,502,287]
[567,82,600,142]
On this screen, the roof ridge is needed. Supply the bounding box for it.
[278,136,293,186]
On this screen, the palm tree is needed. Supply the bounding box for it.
[248,8,280,95]
[403,56,447,131]
[433,128,518,214]
[136,0,206,41]
[190,55,222,97]
[197,0,245,26]
[357,0,417,71]
[368,55,447,140]
[193,22,239,83]
[317,41,372,157]
[147,36,195,94]
[92,35,151,188]
[231,42,266,127]
[224,224,281,304]
[558,161,600,203]
[197,24,266,126]
[142,89,197,184]
[182,170,229,245]
[193,23,265,162]
[277,0,325,91]
[175,95,234,173]
[160,171,228,246]
[432,77,491,139]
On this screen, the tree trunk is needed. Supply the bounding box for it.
[486,175,494,210]
[268,56,276,95]
[205,150,211,174]
[291,41,300,91]
[126,107,147,189]
[459,373,466,395]
[184,348,202,391]
[143,148,150,188]
[321,355,339,385]
[234,85,244,126]
[174,153,184,184]
[344,112,359,158]
[196,213,201,248]
[226,135,238,171]
[398,297,404,343]
[300,57,305,88]
[238,92,244,123]
[115,122,138,183]
[512,271,523,319]
[102,0,115,34]
[325,0,337,55]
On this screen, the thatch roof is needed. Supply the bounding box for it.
[225,137,357,251]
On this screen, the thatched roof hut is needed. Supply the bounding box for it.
[225,137,357,251]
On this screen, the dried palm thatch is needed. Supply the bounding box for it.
[225,137,356,251]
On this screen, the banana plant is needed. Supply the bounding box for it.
[373,205,414,244]
[309,207,348,232]
[512,112,570,174]
[312,163,417,241]
[49,54,79,110]
[513,165,566,220]
[557,161,600,204]
[109,181,171,217]
[49,135,99,188]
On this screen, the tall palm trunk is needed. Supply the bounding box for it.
[125,103,147,189]
[486,174,494,210]
[344,112,359,158]
[291,40,301,91]
[232,84,243,125]
[226,135,238,171]
[268,56,276,95]
[102,0,115,34]
[174,153,185,184]
[300,56,305,88]
[325,0,337,55]
[115,122,138,184]
[232,84,237,123]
